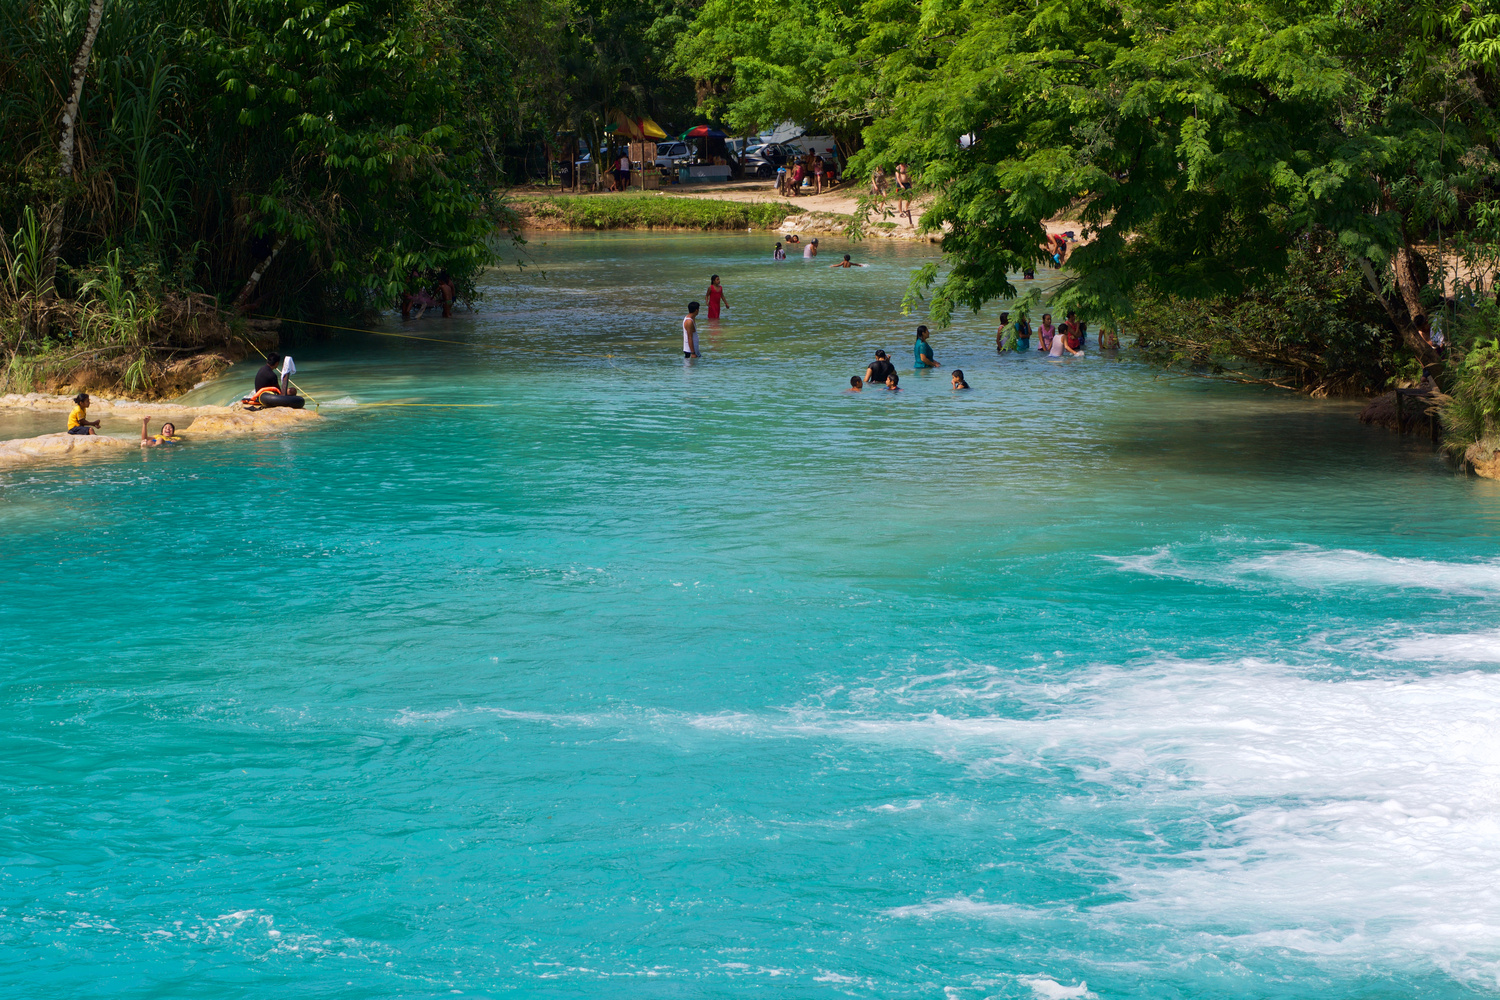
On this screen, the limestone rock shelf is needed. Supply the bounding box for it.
[0,395,322,470]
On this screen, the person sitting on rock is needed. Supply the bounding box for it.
[67,393,100,435]
[140,417,180,446]
[255,353,282,393]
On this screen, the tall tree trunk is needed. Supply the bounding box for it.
[234,235,286,311]
[1359,253,1441,374]
[1392,245,1442,373]
[41,0,107,295]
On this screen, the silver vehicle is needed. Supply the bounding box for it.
[653,142,693,169]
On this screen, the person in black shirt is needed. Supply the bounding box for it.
[864,350,895,385]
[254,353,282,392]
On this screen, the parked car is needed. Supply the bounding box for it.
[653,142,693,169]
[740,142,793,177]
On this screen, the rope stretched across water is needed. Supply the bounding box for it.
[252,314,619,363]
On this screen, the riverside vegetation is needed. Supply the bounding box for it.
[522,195,799,231]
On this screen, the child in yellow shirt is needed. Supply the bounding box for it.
[67,393,100,435]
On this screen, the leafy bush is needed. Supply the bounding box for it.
[1131,238,1396,396]
[529,195,799,230]
[1442,340,1500,450]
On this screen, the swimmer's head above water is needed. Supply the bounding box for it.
[849,376,863,390]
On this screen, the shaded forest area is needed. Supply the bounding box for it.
[0,0,700,394]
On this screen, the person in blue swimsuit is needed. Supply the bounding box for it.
[914,326,939,369]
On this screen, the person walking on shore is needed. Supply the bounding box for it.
[894,163,914,223]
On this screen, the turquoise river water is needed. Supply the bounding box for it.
[3,232,1499,999]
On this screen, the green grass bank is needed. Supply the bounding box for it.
[522,195,801,231]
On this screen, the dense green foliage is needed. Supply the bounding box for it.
[1132,238,1398,395]
[0,0,709,394]
[527,194,798,229]
[672,0,866,152]
[1443,340,1500,447]
[1,0,515,317]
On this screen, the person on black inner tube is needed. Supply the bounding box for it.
[255,353,283,394]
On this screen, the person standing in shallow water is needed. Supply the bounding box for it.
[682,302,701,358]
[1037,314,1056,353]
[865,350,895,385]
[914,326,939,369]
[705,275,728,319]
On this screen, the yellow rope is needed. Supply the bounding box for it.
[355,402,504,408]
[252,314,618,363]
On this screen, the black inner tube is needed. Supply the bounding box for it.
[258,393,305,409]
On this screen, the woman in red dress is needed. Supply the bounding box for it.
[705,275,728,319]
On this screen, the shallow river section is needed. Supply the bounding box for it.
[2,233,1498,999]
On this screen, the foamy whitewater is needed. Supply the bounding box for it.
[2,233,1497,999]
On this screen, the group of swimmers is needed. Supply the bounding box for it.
[64,393,179,446]
[683,250,871,355]
[681,250,1118,375]
[997,310,1120,356]
[399,270,456,321]
[846,328,969,392]
[846,344,970,393]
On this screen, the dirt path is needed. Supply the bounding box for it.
[666,179,928,233]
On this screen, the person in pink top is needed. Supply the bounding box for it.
[1037,313,1056,353]
[705,275,728,319]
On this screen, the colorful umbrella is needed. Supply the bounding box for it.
[682,126,727,138]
